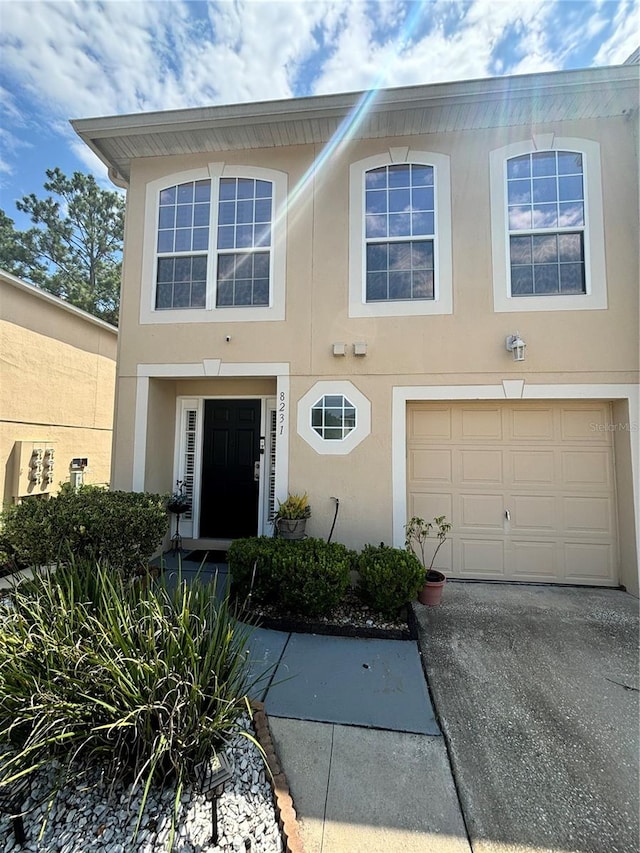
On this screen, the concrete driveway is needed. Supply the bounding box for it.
[412,582,639,853]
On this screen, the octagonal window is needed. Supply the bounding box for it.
[311,395,356,440]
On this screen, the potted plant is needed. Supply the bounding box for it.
[405,515,452,606]
[274,492,311,540]
[166,481,191,515]
[166,481,191,552]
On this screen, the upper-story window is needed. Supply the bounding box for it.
[216,178,272,307]
[142,165,286,325]
[365,164,435,302]
[156,180,211,309]
[507,151,585,297]
[349,150,452,318]
[490,137,607,313]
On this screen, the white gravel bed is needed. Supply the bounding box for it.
[0,716,282,853]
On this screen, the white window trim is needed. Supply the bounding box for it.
[348,148,453,318]
[490,136,607,312]
[297,381,371,455]
[140,164,287,324]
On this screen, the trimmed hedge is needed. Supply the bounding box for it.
[228,536,355,617]
[0,485,168,573]
[226,536,282,604]
[357,543,425,615]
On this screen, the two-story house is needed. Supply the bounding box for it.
[73,61,639,594]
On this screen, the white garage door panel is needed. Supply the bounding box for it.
[511,495,556,530]
[460,449,503,484]
[407,401,618,585]
[461,494,504,528]
[564,543,616,582]
[564,497,614,534]
[562,451,612,486]
[410,449,452,483]
[512,540,558,579]
[511,451,555,485]
[460,538,505,573]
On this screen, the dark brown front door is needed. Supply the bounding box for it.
[199,399,260,538]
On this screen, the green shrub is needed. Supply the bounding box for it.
[0,485,168,573]
[229,536,355,617]
[227,536,281,604]
[0,558,262,846]
[357,544,425,615]
[0,497,55,569]
[270,538,353,617]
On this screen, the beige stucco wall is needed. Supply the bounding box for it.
[116,116,638,379]
[0,273,117,506]
[111,109,639,589]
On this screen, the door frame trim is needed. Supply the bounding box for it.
[392,382,639,583]
[132,361,290,538]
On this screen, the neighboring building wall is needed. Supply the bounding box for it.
[96,71,638,592]
[0,271,117,506]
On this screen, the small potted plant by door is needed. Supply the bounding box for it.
[166,481,191,552]
[275,492,311,540]
[405,515,452,606]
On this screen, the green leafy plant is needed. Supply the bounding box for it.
[404,515,452,579]
[274,492,311,520]
[0,486,168,574]
[227,536,282,604]
[357,544,425,615]
[229,536,354,617]
[165,480,191,515]
[270,538,353,616]
[0,557,264,848]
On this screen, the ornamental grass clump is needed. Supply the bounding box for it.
[0,558,263,845]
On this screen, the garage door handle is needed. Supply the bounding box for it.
[505,510,511,521]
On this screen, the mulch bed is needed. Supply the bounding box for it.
[246,588,418,640]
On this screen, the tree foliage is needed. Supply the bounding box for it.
[0,210,40,280]
[3,168,125,325]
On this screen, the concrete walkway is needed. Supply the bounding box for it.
[269,717,471,853]
[244,621,469,852]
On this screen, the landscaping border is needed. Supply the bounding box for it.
[253,613,415,640]
[251,701,305,853]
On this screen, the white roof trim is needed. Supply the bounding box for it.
[71,64,639,188]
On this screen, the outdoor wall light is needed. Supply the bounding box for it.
[505,332,526,362]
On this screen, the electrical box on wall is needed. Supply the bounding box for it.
[13,441,57,500]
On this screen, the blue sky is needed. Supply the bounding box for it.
[1,0,638,231]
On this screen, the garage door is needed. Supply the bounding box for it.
[407,401,618,585]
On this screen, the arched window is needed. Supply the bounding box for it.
[141,165,287,324]
[349,150,452,318]
[490,138,607,312]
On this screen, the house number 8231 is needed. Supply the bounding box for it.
[279,391,286,435]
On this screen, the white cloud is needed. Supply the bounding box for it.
[593,0,640,64]
[309,0,558,94]
[0,0,638,187]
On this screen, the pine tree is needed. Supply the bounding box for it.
[8,168,125,325]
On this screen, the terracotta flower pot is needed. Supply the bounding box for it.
[418,570,446,606]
